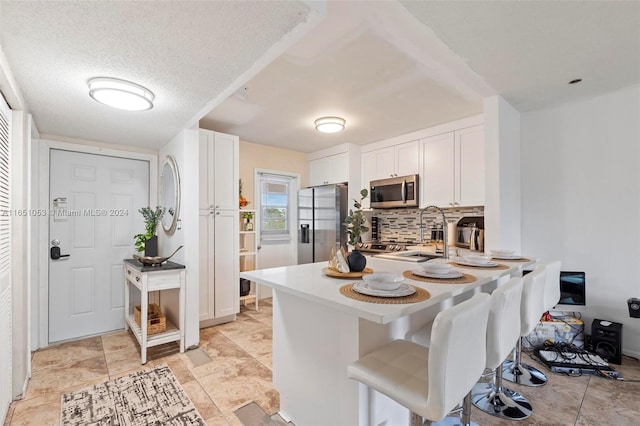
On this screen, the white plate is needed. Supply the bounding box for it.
[454,258,498,267]
[352,282,416,298]
[362,272,404,290]
[411,269,464,279]
[491,254,523,260]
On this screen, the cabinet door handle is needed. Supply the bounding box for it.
[136,276,140,282]
[216,212,220,215]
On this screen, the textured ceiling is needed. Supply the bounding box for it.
[202,0,640,153]
[1,1,639,153]
[200,1,491,153]
[0,1,314,148]
[400,0,640,112]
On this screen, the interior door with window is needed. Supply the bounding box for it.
[48,149,149,343]
[256,172,298,298]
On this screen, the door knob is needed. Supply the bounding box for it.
[50,246,70,260]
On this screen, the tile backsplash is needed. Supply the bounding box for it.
[367,206,484,243]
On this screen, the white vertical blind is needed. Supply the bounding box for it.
[0,94,12,423]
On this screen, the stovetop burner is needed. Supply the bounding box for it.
[354,241,408,253]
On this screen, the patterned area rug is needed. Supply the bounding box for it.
[60,364,204,425]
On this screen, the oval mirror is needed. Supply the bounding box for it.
[160,155,180,235]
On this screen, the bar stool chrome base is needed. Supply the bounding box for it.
[470,382,533,420]
[502,359,548,386]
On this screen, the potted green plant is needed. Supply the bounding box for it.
[241,211,254,231]
[343,189,369,272]
[134,206,165,256]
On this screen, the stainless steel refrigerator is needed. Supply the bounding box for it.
[297,184,348,264]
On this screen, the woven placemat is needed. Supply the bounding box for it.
[449,261,510,270]
[403,270,477,284]
[339,283,430,304]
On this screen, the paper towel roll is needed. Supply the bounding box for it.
[447,222,456,247]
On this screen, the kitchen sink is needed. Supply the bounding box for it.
[373,251,441,263]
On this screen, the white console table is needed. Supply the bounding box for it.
[123,259,186,364]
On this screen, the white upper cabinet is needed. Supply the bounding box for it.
[199,130,239,211]
[421,132,455,208]
[456,125,485,207]
[395,141,420,177]
[309,152,349,186]
[362,141,419,181]
[420,125,484,208]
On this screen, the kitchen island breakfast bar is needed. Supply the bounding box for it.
[240,256,534,426]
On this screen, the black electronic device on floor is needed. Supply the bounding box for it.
[535,348,621,378]
[591,319,623,364]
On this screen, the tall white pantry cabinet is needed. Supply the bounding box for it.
[198,130,240,326]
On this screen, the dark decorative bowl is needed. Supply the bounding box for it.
[133,245,183,266]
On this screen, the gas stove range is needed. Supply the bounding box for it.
[355,241,441,263]
[354,242,409,253]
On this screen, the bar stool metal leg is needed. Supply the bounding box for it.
[430,393,480,426]
[502,338,548,386]
[471,360,533,420]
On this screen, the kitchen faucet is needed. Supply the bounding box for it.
[419,205,449,259]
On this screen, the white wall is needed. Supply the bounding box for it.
[521,84,640,358]
[158,129,200,348]
[484,95,521,253]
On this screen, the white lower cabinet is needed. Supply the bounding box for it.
[199,209,239,323]
[420,124,484,208]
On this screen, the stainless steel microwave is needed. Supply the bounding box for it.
[370,174,419,209]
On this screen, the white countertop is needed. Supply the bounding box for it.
[240,255,535,325]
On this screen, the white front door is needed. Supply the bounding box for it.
[48,149,149,343]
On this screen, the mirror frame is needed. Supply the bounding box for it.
[160,155,181,236]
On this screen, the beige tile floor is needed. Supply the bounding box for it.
[4,297,640,425]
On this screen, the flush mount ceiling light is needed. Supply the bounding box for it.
[314,116,345,133]
[88,77,154,111]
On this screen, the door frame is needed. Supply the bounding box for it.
[35,139,157,348]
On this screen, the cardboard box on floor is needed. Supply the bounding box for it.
[523,315,585,349]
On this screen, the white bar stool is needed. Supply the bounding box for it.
[348,293,492,426]
[503,266,549,386]
[470,276,533,420]
[540,260,562,313]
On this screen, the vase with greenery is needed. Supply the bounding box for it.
[134,206,165,256]
[343,189,369,272]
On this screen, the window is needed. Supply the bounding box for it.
[259,174,291,240]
